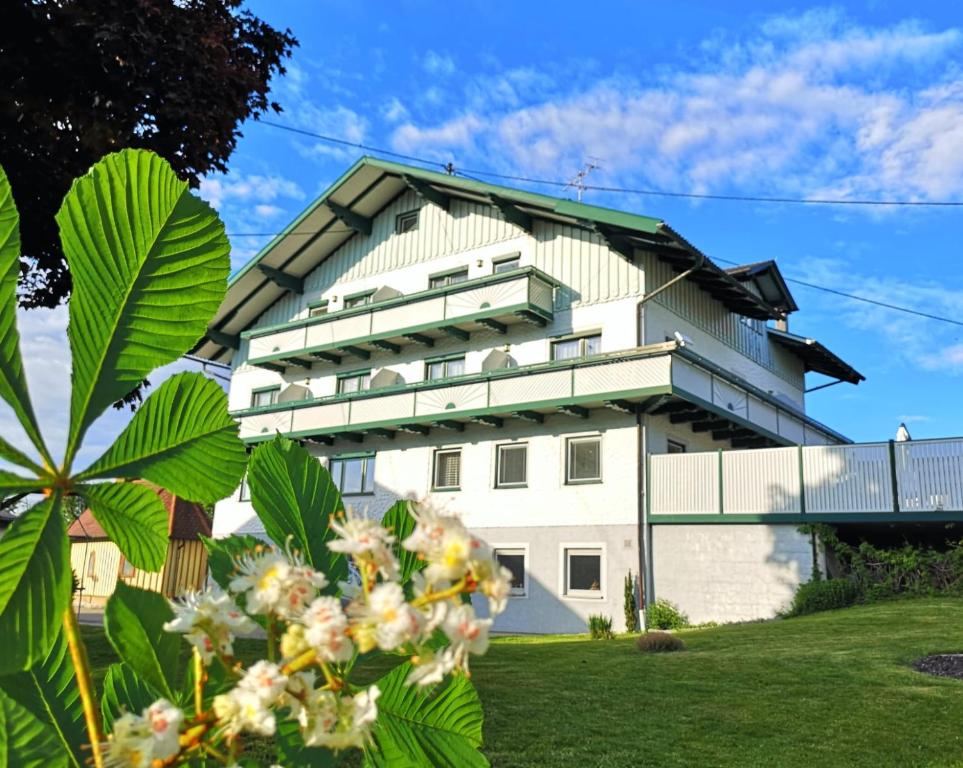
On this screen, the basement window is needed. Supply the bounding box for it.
[564,547,604,598]
[494,548,527,596]
[395,209,419,234]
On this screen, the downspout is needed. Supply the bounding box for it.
[636,409,649,623]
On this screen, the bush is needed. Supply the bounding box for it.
[588,614,614,639]
[636,631,685,653]
[624,571,638,633]
[646,598,689,630]
[787,577,862,616]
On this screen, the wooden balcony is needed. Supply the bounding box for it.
[244,267,556,371]
[648,438,963,523]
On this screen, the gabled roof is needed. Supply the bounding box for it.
[725,260,799,314]
[768,328,864,385]
[68,484,212,541]
[194,157,787,362]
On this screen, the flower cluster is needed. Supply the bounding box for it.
[103,502,512,765]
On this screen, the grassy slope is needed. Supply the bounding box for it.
[84,598,963,767]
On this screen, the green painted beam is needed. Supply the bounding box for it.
[257,361,287,374]
[371,339,401,354]
[471,415,503,428]
[398,423,430,435]
[478,317,507,335]
[514,309,547,327]
[489,194,533,233]
[368,428,396,439]
[206,328,239,350]
[403,174,450,211]
[512,410,544,424]
[713,427,755,441]
[302,435,334,446]
[669,410,707,424]
[404,333,434,347]
[339,345,371,360]
[286,357,316,370]
[441,325,470,342]
[557,404,589,419]
[342,432,365,443]
[692,419,731,433]
[257,264,304,294]
[311,350,343,365]
[434,419,465,432]
[649,512,963,525]
[325,200,372,235]
[604,399,640,415]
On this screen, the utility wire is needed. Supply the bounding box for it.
[256,119,963,208]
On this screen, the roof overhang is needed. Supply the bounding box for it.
[193,157,788,362]
[724,260,799,314]
[768,328,864,385]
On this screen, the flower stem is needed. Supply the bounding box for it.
[63,607,104,768]
[411,578,468,608]
[193,646,204,715]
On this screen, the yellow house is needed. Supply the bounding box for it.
[69,485,211,607]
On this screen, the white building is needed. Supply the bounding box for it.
[197,158,867,632]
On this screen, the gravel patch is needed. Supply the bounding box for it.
[913,654,963,679]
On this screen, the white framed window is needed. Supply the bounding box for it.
[493,546,528,597]
[395,209,419,235]
[495,443,527,488]
[344,290,374,309]
[329,454,376,495]
[337,370,371,394]
[251,386,280,408]
[426,356,465,381]
[433,449,461,491]
[566,436,601,484]
[429,268,469,289]
[308,300,329,318]
[493,254,520,273]
[667,439,687,454]
[562,546,604,599]
[238,475,250,502]
[551,333,601,361]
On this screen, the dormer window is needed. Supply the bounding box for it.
[395,209,419,234]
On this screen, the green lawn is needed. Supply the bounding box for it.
[83,598,963,767]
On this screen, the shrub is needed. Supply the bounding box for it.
[636,631,686,653]
[588,614,614,639]
[624,570,638,633]
[646,598,689,630]
[787,577,862,616]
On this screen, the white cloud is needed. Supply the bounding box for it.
[381,97,409,123]
[390,12,963,203]
[254,204,284,219]
[423,50,455,76]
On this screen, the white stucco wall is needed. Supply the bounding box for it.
[650,524,821,624]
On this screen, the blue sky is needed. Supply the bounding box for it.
[8,1,963,469]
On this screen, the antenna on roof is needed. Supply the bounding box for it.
[564,159,601,202]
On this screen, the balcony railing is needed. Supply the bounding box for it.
[235,348,675,441]
[244,267,556,370]
[648,438,963,520]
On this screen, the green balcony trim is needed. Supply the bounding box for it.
[648,512,963,525]
[251,384,282,395]
[427,265,470,282]
[308,299,330,309]
[425,351,467,365]
[330,450,375,460]
[342,288,376,304]
[336,367,372,379]
[243,267,557,340]
[549,328,603,342]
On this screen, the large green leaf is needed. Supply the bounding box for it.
[381,501,426,587]
[247,437,348,585]
[0,688,66,768]
[104,582,180,699]
[0,435,44,477]
[79,481,169,571]
[0,631,84,768]
[78,372,247,503]
[101,663,160,731]
[0,495,70,675]
[0,469,45,496]
[0,164,51,468]
[277,718,342,768]
[56,149,230,464]
[363,663,488,768]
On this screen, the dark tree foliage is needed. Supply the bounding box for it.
[1,0,297,311]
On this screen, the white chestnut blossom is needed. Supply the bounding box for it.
[299,595,354,662]
[348,581,424,652]
[402,505,483,584]
[442,603,493,674]
[300,686,380,750]
[230,545,328,619]
[103,699,183,768]
[163,587,255,663]
[469,556,515,616]
[405,646,458,687]
[329,507,400,580]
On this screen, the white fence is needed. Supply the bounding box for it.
[649,438,963,517]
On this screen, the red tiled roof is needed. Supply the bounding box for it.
[67,483,212,540]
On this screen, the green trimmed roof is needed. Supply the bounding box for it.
[194,156,788,362]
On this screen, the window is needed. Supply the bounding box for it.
[494,548,527,596]
[667,439,687,454]
[308,300,329,318]
[426,356,465,381]
[429,268,469,289]
[251,387,279,408]
[343,290,374,309]
[493,255,520,273]
[551,333,601,361]
[337,370,371,394]
[564,547,603,598]
[329,454,376,495]
[86,551,97,579]
[118,556,136,579]
[433,449,461,490]
[566,436,601,483]
[496,444,527,488]
[238,475,250,502]
[395,209,419,234]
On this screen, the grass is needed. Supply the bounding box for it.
[82,597,963,767]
